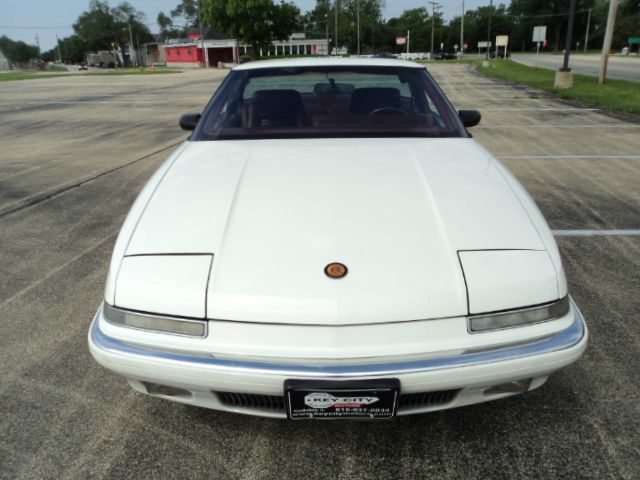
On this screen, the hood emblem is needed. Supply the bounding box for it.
[325,262,348,279]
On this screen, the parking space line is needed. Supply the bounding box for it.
[27,101,162,105]
[482,107,599,112]
[479,125,640,129]
[499,155,640,159]
[552,229,640,237]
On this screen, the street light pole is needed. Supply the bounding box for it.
[56,35,62,64]
[561,0,577,71]
[485,0,493,60]
[335,0,339,55]
[197,0,208,67]
[460,0,465,56]
[356,0,360,56]
[128,23,135,66]
[428,2,440,58]
[325,0,330,55]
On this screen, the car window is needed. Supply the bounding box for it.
[193,66,466,140]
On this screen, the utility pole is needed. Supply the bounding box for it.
[128,23,135,66]
[460,0,465,56]
[56,35,62,64]
[428,2,440,58]
[407,30,410,55]
[356,0,360,56]
[599,0,618,84]
[485,0,493,60]
[584,8,591,52]
[325,0,330,55]
[34,33,41,57]
[335,0,339,55]
[198,0,208,67]
[561,0,576,71]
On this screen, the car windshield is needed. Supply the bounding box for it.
[192,65,467,140]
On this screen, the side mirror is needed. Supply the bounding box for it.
[458,110,481,128]
[179,113,201,131]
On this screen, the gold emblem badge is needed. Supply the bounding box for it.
[325,263,348,279]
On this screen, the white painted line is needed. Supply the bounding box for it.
[552,229,640,237]
[482,107,599,112]
[499,155,640,159]
[28,101,161,105]
[479,124,640,129]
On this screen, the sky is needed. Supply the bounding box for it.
[0,0,493,52]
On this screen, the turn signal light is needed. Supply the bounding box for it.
[103,303,207,337]
[468,296,570,333]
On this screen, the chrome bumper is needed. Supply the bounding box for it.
[89,299,587,379]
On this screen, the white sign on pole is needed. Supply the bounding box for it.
[532,26,547,43]
[477,41,492,48]
[496,35,509,47]
[396,37,406,45]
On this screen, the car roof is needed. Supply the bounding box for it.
[233,57,426,71]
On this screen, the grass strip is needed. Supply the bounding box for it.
[0,68,182,81]
[475,60,640,116]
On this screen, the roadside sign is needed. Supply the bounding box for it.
[533,26,547,43]
[396,37,406,45]
[478,41,492,49]
[629,37,640,44]
[464,43,469,50]
[496,36,509,47]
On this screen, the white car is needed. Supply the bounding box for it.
[89,58,587,420]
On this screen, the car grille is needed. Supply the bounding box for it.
[215,389,459,413]
[216,392,286,411]
[398,389,460,410]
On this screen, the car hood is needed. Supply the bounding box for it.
[118,138,547,325]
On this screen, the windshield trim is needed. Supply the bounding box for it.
[191,66,468,141]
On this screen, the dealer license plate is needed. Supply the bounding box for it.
[285,379,400,420]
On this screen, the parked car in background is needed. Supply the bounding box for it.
[434,51,457,60]
[374,52,397,59]
[89,57,587,420]
[489,50,511,59]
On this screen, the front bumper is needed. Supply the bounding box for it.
[88,299,588,417]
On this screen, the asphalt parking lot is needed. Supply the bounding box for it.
[1,65,639,479]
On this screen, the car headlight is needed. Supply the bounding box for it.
[468,296,570,333]
[103,303,207,337]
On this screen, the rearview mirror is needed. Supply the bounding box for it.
[458,110,481,128]
[179,113,201,131]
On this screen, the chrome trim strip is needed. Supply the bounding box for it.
[90,300,586,378]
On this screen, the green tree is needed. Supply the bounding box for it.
[338,0,385,53]
[157,11,184,40]
[73,0,152,66]
[0,36,39,64]
[302,0,385,54]
[509,0,596,51]
[589,0,639,50]
[171,0,201,28]
[202,0,301,56]
[386,8,433,53]
[42,35,87,63]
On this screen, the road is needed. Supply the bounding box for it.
[512,53,640,82]
[1,66,640,479]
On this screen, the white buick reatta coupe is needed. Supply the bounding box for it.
[89,58,587,420]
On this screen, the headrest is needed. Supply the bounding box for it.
[351,87,401,114]
[313,82,356,94]
[249,89,303,127]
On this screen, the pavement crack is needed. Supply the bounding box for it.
[0,141,182,220]
[0,231,118,309]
